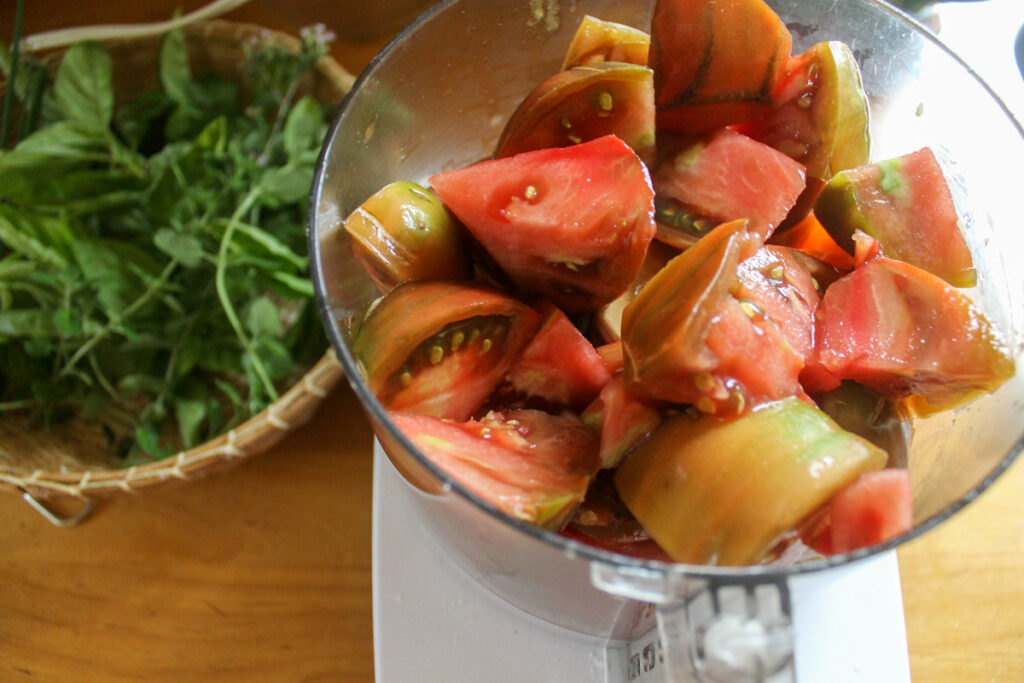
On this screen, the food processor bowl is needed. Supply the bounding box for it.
[310,0,1024,679]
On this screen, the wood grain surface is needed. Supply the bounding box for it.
[1,1,1023,681]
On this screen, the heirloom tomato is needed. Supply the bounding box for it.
[390,409,600,529]
[352,281,539,420]
[430,135,656,313]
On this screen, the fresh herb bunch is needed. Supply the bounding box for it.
[0,25,335,463]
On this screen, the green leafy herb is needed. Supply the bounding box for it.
[0,24,335,463]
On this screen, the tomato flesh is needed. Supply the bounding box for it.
[814,257,1015,409]
[803,469,913,555]
[391,409,600,529]
[351,281,540,420]
[430,135,656,314]
[651,0,792,134]
[504,302,612,408]
[652,128,807,242]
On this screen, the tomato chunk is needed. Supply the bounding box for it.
[430,135,656,313]
[352,281,540,420]
[651,0,793,134]
[495,62,656,164]
[561,15,650,69]
[814,257,1014,410]
[581,375,662,468]
[504,302,612,408]
[622,219,805,415]
[814,147,975,287]
[653,128,807,242]
[804,469,914,555]
[614,397,887,565]
[391,409,600,529]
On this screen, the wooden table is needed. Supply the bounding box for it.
[1,2,1023,681]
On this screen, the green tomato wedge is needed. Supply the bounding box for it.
[344,181,468,292]
[495,62,656,164]
[739,41,871,181]
[561,15,650,69]
[615,397,887,566]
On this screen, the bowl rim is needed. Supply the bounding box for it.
[309,0,1024,580]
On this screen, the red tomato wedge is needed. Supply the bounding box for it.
[621,219,805,415]
[504,302,612,408]
[351,281,540,421]
[653,128,807,242]
[390,409,600,529]
[803,469,913,555]
[429,135,656,314]
[651,0,793,134]
[814,147,976,287]
[814,257,1015,410]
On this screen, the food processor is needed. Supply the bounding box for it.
[308,0,1024,680]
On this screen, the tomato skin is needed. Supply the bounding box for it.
[352,281,540,421]
[651,0,792,134]
[814,257,1015,409]
[390,409,600,529]
[653,128,807,241]
[622,219,805,415]
[504,302,612,408]
[614,397,887,565]
[429,135,657,314]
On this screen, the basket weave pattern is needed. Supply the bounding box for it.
[0,21,350,505]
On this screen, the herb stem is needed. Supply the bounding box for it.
[1,0,27,149]
[215,187,279,402]
[59,258,179,378]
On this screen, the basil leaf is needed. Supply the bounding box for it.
[246,297,282,338]
[54,41,114,132]
[159,28,191,105]
[154,228,205,268]
[283,95,324,161]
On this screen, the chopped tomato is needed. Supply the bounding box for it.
[351,281,540,420]
[814,257,1015,409]
[561,15,650,69]
[651,0,792,134]
[429,135,656,314]
[391,409,600,529]
[814,147,976,287]
[495,63,656,164]
[504,302,612,408]
[769,210,855,272]
[614,397,887,565]
[737,40,871,181]
[803,469,914,555]
[622,219,805,415]
[580,375,662,468]
[652,128,807,242]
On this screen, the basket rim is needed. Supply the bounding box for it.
[0,19,353,502]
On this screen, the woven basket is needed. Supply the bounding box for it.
[0,20,351,521]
